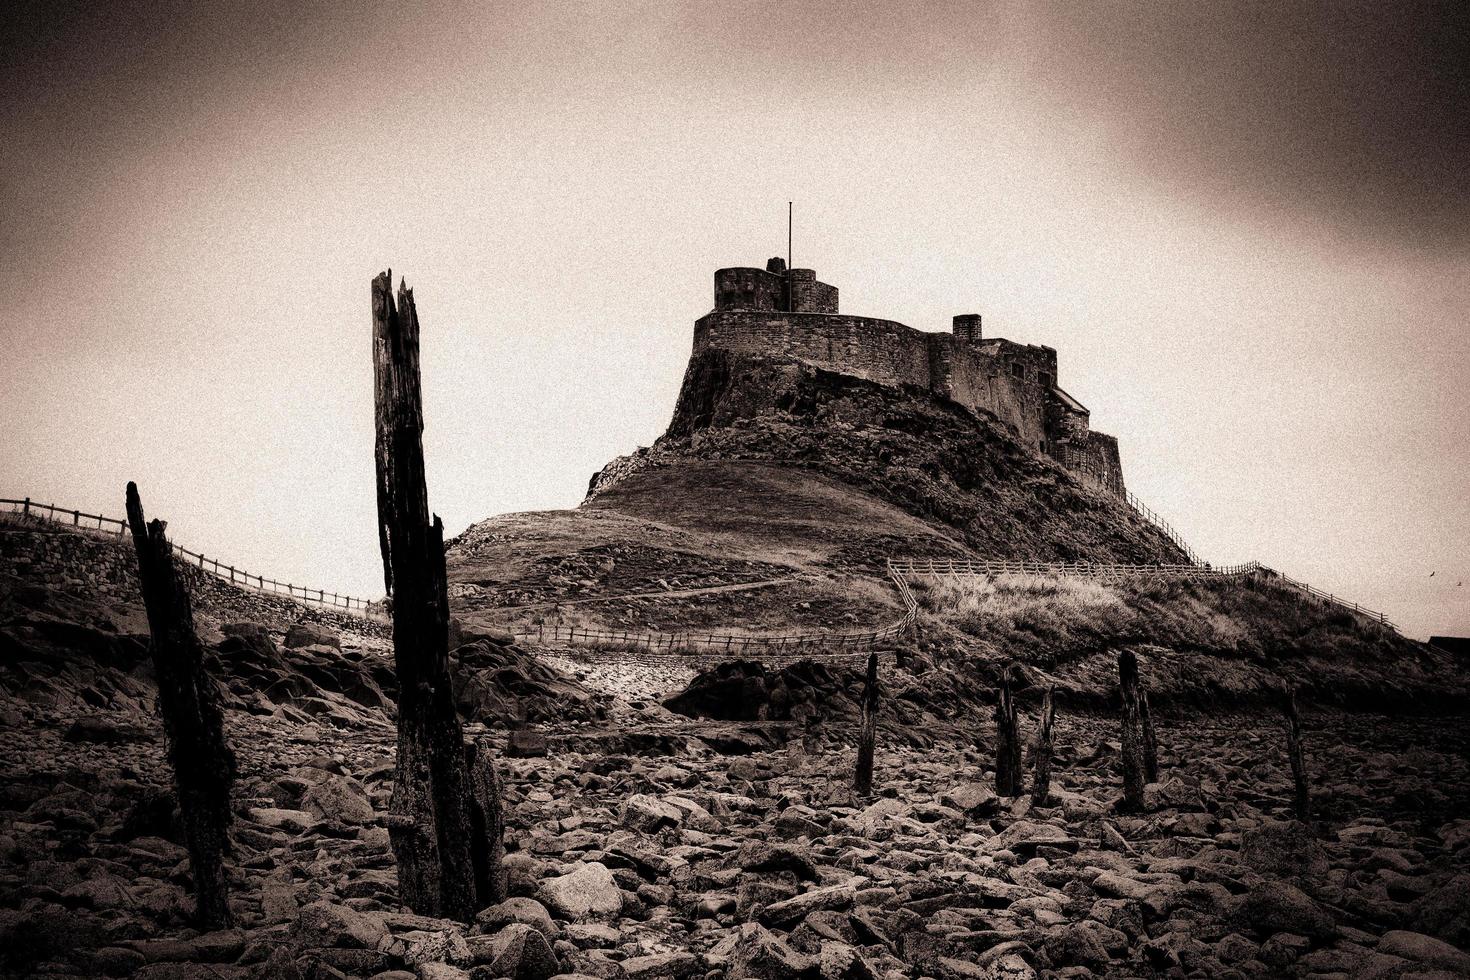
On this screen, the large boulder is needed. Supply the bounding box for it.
[737,842,819,881]
[727,922,818,980]
[452,641,599,725]
[1412,874,1470,947]
[476,898,556,938]
[273,767,374,826]
[292,900,388,949]
[1232,881,1336,940]
[620,795,686,834]
[663,661,770,721]
[475,923,560,980]
[535,863,622,921]
[1240,820,1329,879]
[1377,930,1470,973]
[284,621,340,650]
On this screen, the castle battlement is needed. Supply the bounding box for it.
[693,260,1125,494]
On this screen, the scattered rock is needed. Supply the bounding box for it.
[536,863,623,921]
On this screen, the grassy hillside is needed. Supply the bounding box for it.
[446,463,951,639]
[592,348,1189,564]
[445,347,1460,709]
[908,573,1464,710]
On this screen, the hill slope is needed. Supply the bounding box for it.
[446,348,1462,710]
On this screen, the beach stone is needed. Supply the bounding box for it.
[479,923,561,980]
[476,898,557,938]
[1377,930,1470,973]
[536,863,622,921]
[728,922,818,980]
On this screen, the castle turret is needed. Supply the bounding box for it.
[712,263,837,313]
[787,268,838,314]
[952,314,982,345]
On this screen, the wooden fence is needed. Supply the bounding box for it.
[5,493,1398,645]
[886,557,1262,581]
[512,564,920,657]
[1,496,387,622]
[1123,491,1204,566]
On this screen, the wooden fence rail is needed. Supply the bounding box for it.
[1,496,387,622]
[511,564,920,656]
[5,495,1398,644]
[1123,490,1204,566]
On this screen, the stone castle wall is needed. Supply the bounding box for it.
[694,310,933,390]
[1055,432,1126,495]
[714,266,838,315]
[694,260,1127,493]
[693,310,1060,451]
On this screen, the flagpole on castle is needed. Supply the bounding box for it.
[787,201,792,272]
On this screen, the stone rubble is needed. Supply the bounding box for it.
[3,678,1470,980]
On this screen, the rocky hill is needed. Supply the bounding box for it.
[446,348,1462,711]
[2,345,1469,980]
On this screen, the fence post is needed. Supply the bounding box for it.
[73,509,79,525]
[22,498,29,517]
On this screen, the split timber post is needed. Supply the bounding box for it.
[1281,686,1311,821]
[853,652,879,797]
[373,271,502,921]
[1139,687,1160,784]
[124,482,236,929]
[1030,686,1056,807]
[1117,651,1146,812]
[995,664,1023,798]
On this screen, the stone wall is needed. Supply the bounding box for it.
[713,266,839,314]
[1055,432,1126,495]
[694,310,934,390]
[942,338,1052,450]
[0,522,390,641]
[786,269,838,314]
[714,267,786,312]
[693,311,1060,452]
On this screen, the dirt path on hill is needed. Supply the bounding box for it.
[477,575,804,612]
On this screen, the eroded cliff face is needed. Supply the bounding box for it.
[594,348,1179,565]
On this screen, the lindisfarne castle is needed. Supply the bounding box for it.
[692,257,1126,493]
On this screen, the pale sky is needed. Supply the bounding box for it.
[3,1,1466,638]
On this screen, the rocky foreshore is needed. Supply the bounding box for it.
[2,687,1468,980]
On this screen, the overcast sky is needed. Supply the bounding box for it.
[3,1,1466,638]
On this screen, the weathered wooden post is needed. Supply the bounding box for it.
[995,664,1023,797]
[1281,686,1311,821]
[124,482,236,929]
[1030,686,1056,806]
[1117,651,1146,812]
[854,652,879,796]
[1139,688,1160,784]
[373,271,502,920]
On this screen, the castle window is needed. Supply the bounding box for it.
[1040,372,1052,388]
[1011,363,1025,380]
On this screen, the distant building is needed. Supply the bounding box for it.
[693,257,1126,493]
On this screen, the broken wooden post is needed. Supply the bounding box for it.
[124,482,236,929]
[1117,650,1146,812]
[373,271,500,921]
[853,652,879,797]
[1281,686,1311,821]
[995,664,1023,798]
[1031,686,1056,806]
[1139,687,1160,784]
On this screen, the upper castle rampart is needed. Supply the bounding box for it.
[692,259,1126,493]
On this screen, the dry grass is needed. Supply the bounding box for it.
[915,572,1408,673]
